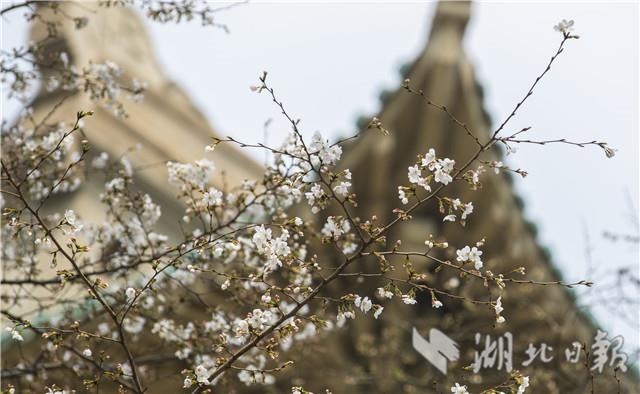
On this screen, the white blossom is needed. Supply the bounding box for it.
[553,19,574,34]
[63,210,78,228]
[45,388,68,394]
[92,152,109,169]
[432,158,455,185]
[252,225,272,253]
[422,148,436,167]
[398,187,409,204]
[336,311,355,327]
[470,170,480,185]
[105,177,125,191]
[451,383,469,394]
[434,168,452,185]
[305,183,325,210]
[125,287,136,301]
[446,277,460,289]
[309,131,342,165]
[167,159,215,191]
[461,202,474,220]
[402,295,417,305]
[5,327,23,342]
[123,316,146,334]
[408,165,423,184]
[234,319,249,337]
[247,308,274,330]
[251,226,290,275]
[517,376,530,394]
[377,287,393,299]
[321,216,350,240]
[333,181,351,197]
[492,160,504,174]
[603,146,617,158]
[456,245,483,270]
[354,296,372,313]
[408,165,430,191]
[203,187,223,206]
[46,75,60,91]
[194,364,211,385]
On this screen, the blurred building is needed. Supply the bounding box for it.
[2,1,637,393]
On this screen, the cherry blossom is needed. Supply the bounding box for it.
[377,287,393,299]
[456,245,484,270]
[553,19,574,34]
[451,382,469,394]
[402,295,417,305]
[517,376,530,394]
[354,296,373,313]
[321,216,350,240]
[5,327,24,342]
[202,187,223,206]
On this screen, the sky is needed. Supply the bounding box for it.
[2,1,639,357]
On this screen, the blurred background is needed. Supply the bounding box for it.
[3,0,638,360]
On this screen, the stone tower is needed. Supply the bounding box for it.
[329,2,637,393]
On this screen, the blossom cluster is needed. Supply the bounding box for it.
[405,148,456,196]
